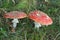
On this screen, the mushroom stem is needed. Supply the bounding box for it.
[12,18,19,28]
[34,22,41,29]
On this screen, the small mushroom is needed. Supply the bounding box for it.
[4,11,27,32]
[28,10,53,29]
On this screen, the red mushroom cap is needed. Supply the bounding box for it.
[4,11,27,19]
[28,10,53,25]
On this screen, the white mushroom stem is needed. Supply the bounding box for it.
[34,22,41,29]
[12,18,19,28]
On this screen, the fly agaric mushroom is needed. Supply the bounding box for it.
[4,11,27,31]
[28,10,53,29]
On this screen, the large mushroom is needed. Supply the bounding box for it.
[28,10,53,29]
[4,11,27,32]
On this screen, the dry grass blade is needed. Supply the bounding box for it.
[54,33,60,40]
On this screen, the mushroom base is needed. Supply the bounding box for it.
[12,18,19,28]
[34,22,41,29]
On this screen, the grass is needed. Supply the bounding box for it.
[0,0,60,40]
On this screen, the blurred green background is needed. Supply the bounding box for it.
[0,0,60,40]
